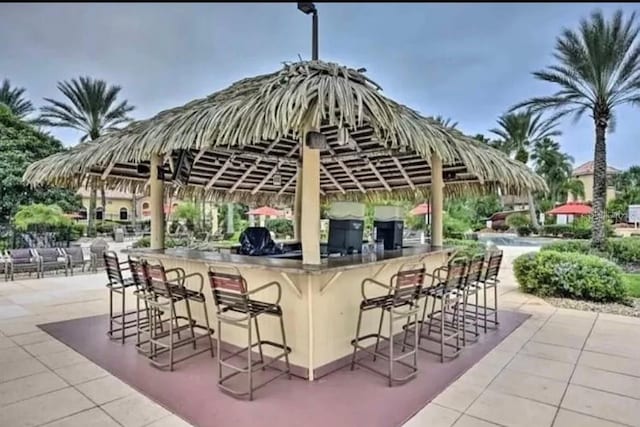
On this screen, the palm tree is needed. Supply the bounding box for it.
[433,115,459,130]
[531,138,574,203]
[564,178,586,202]
[39,77,134,237]
[511,9,640,248]
[0,79,34,119]
[490,111,561,228]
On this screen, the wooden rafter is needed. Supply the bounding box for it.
[320,164,346,194]
[205,155,234,189]
[277,172,297,196]
[392,156,415,190]
[101,162,116,180]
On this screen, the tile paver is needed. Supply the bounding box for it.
[571,365,640,400]
[453,415,500,427]
[75,375,136,405]
[0,371,67,407]
[519,341,580,364]
[101,394,171,427]
[552,409,626,427]
[42,407,121,427]
[488,368,566,406]
[54,361,109,385]
[0,356,49,383]
[561,384,640,426]
[403,403,461,427]
[505,353,574,382]
[466,389,557,427]
[579,350,640,378]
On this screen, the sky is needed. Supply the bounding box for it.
[1,3,638,169]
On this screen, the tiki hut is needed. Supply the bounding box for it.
[24,61,546,262]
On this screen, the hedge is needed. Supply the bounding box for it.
[541,238,640,268]
[513,250,627,303]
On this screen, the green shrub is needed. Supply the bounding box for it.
[513,251,627,303]
[444,215,471,239]
[516,225,533,237]
[266,219,293,238]
[131,236,190,249]
[506,213,530,229]
[541,240,591,254]
[444,238,486,258]
[542,238,640,269]
[70,224,86,240]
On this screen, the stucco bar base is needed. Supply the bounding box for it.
[131,247,450,380]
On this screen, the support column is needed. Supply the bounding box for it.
[300,145,321,265]
[210,205,218,235]
[226,203,234,235]
[294,165,302,240]
[150,153,165,250]
[431,154,444,247]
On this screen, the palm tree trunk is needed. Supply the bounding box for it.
[592,122,608,249]
[527,190,539,229]
[87,182,97,237]
[131,192,137,230]
[100,184,107,221]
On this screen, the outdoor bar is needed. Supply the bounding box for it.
[24,60,545,388]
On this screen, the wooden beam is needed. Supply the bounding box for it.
[277,172,297,196]
[251,167,278,194]
[205,155,234,189]
[193,147,208,164]
[101,162,116,181]
[229,140,281,193]
[392,156,415,190]
[368,162,392,192]
[320,164,346,194]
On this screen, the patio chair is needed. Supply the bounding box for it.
[208,267,291,400]
[140,261,214,371]
[6,249,39,280]
[128,256,166,354]
[90,239,110,272]
[459,254,486,346]
[62,246,91,275]
[407,257,468,362]
[0,252,7,281]
[351,263,425,387]
[35,248,68,277]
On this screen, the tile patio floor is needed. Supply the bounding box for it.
[0,246,638,427]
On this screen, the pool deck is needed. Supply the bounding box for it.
[0,245,639,427]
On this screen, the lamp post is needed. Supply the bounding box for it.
[297,2,318,60]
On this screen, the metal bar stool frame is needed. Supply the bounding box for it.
[407,257,469,363]
[350,263,425,387]
[459,253,487,346]
[208,266,291,401]
[105,251,145,344]
[140,261,215,371]
[476,250,503,332]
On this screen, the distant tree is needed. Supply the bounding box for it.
[0,107,81,221]
[564,178,586,202]
[531,138,574,203]
[39,77,135,237]
[490,111,562,228]
[512,9,640,249]
[0,79,34,119]
[433,115,459,130]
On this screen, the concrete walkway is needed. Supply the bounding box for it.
[0,246,638,427]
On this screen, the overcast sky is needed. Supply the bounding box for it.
[1,3,638,169]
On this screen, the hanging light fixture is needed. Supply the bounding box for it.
[273,161,282,186]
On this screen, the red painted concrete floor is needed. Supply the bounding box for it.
[39,311,528,427]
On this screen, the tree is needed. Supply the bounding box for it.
[564,178,586,201]
[0,79,34,119]
[531,138,574,203]
[433,115,459,130]
[0,107,81,221]
[39,77,135,237]
[490,111,561,227]
[609,165,640,223]
[512,9,640,249]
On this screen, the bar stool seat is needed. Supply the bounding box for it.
[351,264,425,387]
[208,267,291,401]
[137,260,215,371]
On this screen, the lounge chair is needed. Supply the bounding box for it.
[36,248,68,277]
[63,246,90,275]
[6,249,39,280]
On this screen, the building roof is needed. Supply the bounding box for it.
[410,203,431,215]
[547,202,592,216]
[572,161,620,177]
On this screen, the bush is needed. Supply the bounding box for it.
[516,225,533,237]
[513,250,627,303]
[506,213,530,229]
[70,224,86,240]
[131,236,190,249]
[444,215,471,239]
[541,240,590,255]
[266,219,293,238]
[444,238,486,258]
[541,238,640,269]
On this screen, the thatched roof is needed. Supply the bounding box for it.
[24,61,546,204]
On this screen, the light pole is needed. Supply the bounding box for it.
[297,2,318,60]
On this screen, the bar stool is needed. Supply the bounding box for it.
[350,263,425,387]
[477,250,503,332]
[207,267,291,401]
[413,257,468,362]
[140,260,215,371]
[128,256,165,355]
[105,251,140,344]
[460,254,486,346]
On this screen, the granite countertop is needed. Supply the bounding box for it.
[129,245,453,275]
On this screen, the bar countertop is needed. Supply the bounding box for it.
[129,245,453,275]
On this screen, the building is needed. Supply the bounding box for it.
[76,189,182,222]
[567,161,620,203]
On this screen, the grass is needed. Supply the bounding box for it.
[623,273,640,298]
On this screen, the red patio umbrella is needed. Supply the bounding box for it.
[410,203,431,216]
[248,206,284,217]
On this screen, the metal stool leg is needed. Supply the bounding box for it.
[254,317,264,366]
[279,315,292,379]
[351,309,363,370]
[373,309,385,362]
[247,317,253,401]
